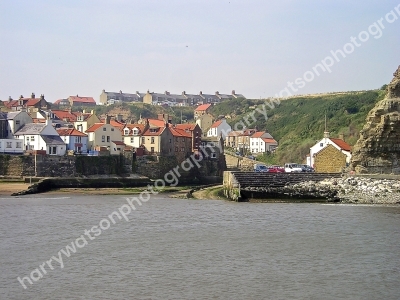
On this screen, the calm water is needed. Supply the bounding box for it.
[0,194,399,300]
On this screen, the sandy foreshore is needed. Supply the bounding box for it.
[0,183,31,195]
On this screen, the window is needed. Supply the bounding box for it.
[142,137,145,144]
[175,137,178,142]
[0,142,2,148]
[26,137,30,142]
[130,138,134,143]
[211,153,217,158]
[102,135,105,142]
[76,136,82,143]
[320,143,323,147]
[133,129,138,135]
[16,120,20,125]
[252,142,254,145]
[169,139,172,143]
[111,128,114,131]
[150,147,154,153]
[124,129,129,135]
[6,142,12,148]
[181,147,184,152]
[107,136,110,142]
[103,127,106,131]
[175,147,178,152]
[151,137,155,144]
[30,136,35,141]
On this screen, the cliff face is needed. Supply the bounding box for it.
[351,65,400,173]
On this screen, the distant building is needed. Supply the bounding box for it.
[68,95,96,106]
[4,93,50,111]
[100,90,144,106]
[57,128,88,153]
[314,144,347,173]
[206,119,231,139]
[309,132,351,167]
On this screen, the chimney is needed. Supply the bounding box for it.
[90,110,94,114]
[158,113,164,121]
[8,96,12,102]
[117,114,123,122]
[31,92,35,99]
[20,95,24,99]
[199,91,203,95]
[45,114,52,126]
[41,94,45,100]
[182,91,186,95]
[105,115,111,124]
[232,90,236,95]
[215,91,219,95]
[324,131,330,138]
[119,90,122,94]
[339,133,345,141]
[82,109,86,113]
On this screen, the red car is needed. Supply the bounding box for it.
[267,166,285,173]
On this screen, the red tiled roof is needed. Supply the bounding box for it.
[147,118,166,127]
[25,99,41,106]
[330,138,351,151]
[4,100,19,108]
[52,110,77,122]
[251,131,266,138]
[175,124,197,131]
[32,118,46,123]
[169,127,192,138]
[57,128,87,137]
[69,96,96,104]
[112,141,125,145]
[227,130,243,137]
[142,126,165,136]
[261,138,277,144]
[209,120,223,128]
[86,123,104,132]
[195,104,211,111]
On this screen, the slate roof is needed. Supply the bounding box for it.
[14,123,46,135]
[41,135,65,145]
[6,111,21,120]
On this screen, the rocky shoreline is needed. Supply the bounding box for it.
[290,177,400,204]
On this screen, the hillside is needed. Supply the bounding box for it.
[210,89,386,164]
[65,89,386,165]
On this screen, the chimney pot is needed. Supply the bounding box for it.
[31,92,35,99]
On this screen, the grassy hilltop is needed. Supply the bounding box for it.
[64,88,386,165]
[211,89,386,164]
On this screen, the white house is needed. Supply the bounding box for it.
[0,139,24,154]
[14,119,66,155]
[249,131,278,154]
[122,123,147,149]
[6,110,33,139]
[57,128,88,153]
[309,132,351,167]
[207,118,231,139]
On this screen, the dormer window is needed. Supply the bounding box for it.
[124,129,129,135]
[133,129,138,135]
[77,116,84,121]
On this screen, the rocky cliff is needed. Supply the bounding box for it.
[351,65,400,173]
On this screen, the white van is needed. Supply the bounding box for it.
[284,163,303,173]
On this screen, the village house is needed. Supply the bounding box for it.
[68,95,96,106]
[308,132,351,167]
[0,138,24,154]
[169,126,193,162]
[140,124,172,156]
[4,93,50,111]
[313,144,347,173]
[5,110,33,139]
[57,128,88,153]
[14,119,66,155]
[200,135,224,160]
[74,110,100,133]
[195,113,213,136]
[207,118,231,139]
[122,123,148,149]
[175,123,202,153]
[225,130,243,149]
[100,90,144,106]
[194,103,212,119]
[249,131,278,154]
[85,116,124,155]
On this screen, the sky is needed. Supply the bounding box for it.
[0,0,399,102]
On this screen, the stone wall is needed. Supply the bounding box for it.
[314,145,346,173]
[0,154,126,177]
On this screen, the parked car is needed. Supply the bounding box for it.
[267,165,285,173]
[247,155,256,160]
[284,163,303,173]
[254,164,269,172]
[300,164,315,172]
[235,151,242,156]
